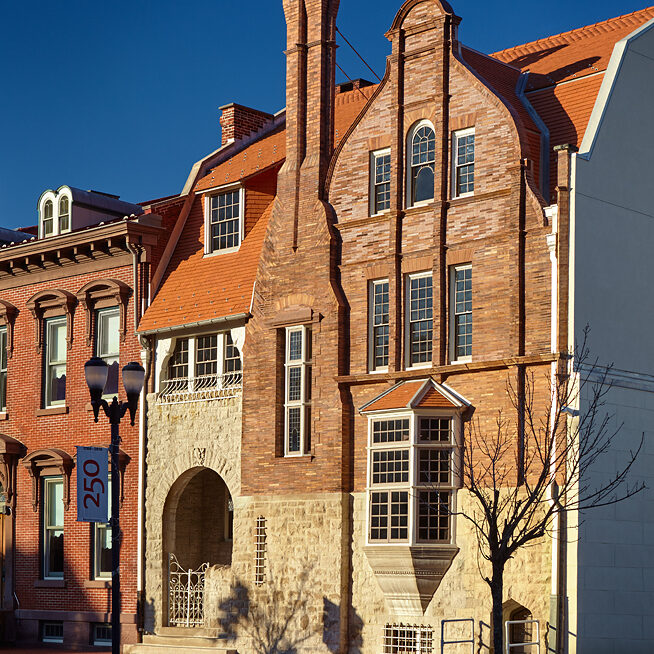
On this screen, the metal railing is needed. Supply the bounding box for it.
[156,372,242,405]
[441,618,475,653]
[168,553,210,628]
[505,620,540,654]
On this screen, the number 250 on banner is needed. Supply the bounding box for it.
[76,446,109,523]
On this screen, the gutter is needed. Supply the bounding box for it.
[137,312,251,337]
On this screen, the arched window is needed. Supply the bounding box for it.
[43,200,54,236]
[408,121,436,206]
[58,196,70,232]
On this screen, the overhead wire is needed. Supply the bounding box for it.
[335,26,383,83]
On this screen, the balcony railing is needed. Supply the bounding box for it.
[156,372,242,405]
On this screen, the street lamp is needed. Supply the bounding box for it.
[85,357,145,654]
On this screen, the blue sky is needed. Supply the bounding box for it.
[0,0,648,228]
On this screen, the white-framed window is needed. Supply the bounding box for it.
[383,624,434,654]
[43,477,64,579]
[406,273,433,368]
[204,186,244,254]
[370,148,391,215]
[39,192,72,238]
[367,413,457,545]
[369,279,390,372]
[93,623,112,646]
[0,326,7,411]
[254,515,267,586]
[96,308,120,397]
[407,120,436,208]
[41,621,64,644]
[450,265,472,362]
[93,476,111,579]
[162,332,242,393]
[452,128,475,198]
[44,317,67,407]
[284,325,312,456]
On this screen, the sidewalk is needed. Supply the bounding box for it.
[0,648,107,653]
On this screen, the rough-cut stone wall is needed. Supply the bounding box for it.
[143,395,242,632]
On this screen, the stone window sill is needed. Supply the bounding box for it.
[34,579,66,588]
[278,454,314,462]
[84,579,111,589]
[36,406,69,417]
[0,412,7,420]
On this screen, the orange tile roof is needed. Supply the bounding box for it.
[492,6,654,91]
[194,86,376,192]
[138,201,271,332]
[363,380,427,412]
[362,379,461,413]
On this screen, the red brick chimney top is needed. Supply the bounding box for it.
[219,103,275,146]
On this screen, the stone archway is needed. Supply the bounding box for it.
[162,467,233,627]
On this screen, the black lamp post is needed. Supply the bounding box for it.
[85,357,145,654]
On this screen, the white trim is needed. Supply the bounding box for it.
[449,263,472,364]
[369,148,392,217]
[406,119,436,209]
[44,316,67,408]
[38,188,73,239]
[405,271,434,370]
[284,325,312,457]
[451,127,475,199]
[203,185,245,256]
[42,476,64,580]
[368,278,390,373]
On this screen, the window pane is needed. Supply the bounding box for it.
[418,490,450,542]
[373,153,391,214]
[224,333,242,377]
[288,330,303,361]
[287,407,301,453]
[96,524,112,577]
[419,418,451,442]
[372,449,409,484]
[287,366,302,402]
[409,276,433,365]
[210,190,241,251]
[47,480,64,527]
[196,335,218,377]
[453,267,472,359]
[371,281,389,369]
[98,310,120,357]
[0,328,6,411]
[418,449,450,485]
[48,320,67,364]
[48,530,64,575]
[168,338,189,379]
[389,491,408,540]
[455,133,475,196]
[372,419,410,444]
[370,491,389,541]
[48,364,66,404]
[412,165,435,204]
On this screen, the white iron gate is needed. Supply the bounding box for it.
[168,553,209,627]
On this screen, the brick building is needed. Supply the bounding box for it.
[4,1,653,653]
[0,188,167,648]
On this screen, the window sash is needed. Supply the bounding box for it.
[371,150,391,215]
[93,476,112,579]
[369,280,390,371]
[168,338,189,380]
[451,265,472,361]
[0,327,6,411]
[97,308,120,396]
[453,129,475,198]
[195,334,218,377]
[58,197,70,232]
[43,478,64,579]
[284,326,311,456]
[407,274,433,367]
[409,124,436,206]
[45,318,66,407]
[209,189,241,252]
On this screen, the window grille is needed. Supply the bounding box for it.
[209,189,241,251]
[407,274,433,366]
[254,516,267,585]
[93,623,112,646]
[372,150,391,214]
[453,129,475,197]
[284,326,312,455]
[451,265,472,360]
[409,123,436,205]
[370,280,390,370]
[41,621,64,644]
[383,624,433,654]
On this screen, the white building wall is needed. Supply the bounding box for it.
[569,18,654,654]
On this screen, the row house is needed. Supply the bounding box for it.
[129,1,654,653]
[0,188,166,648]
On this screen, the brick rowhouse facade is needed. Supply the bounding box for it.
[0,195,167,649]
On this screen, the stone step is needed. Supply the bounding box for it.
[124,646,236,654]
[123,631,236,653]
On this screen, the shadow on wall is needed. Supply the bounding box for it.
[215,563,363,654]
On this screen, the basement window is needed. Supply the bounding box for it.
[383,624,434,654]
[41,621,64,644]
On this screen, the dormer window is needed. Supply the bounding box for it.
[39,190,72,238]
[204,186,244,255]
[43,201,54,236]
[58,196,70,232]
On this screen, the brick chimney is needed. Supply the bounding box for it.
[219,103,274,146]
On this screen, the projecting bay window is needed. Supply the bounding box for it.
[367,414,456,545]
[370,149,391,215]
[96,308,120,396]
[43,477,64,579]
[452,128,475,198]
[44,317,67,407]
[369,280,390,372]
[205,187,244,254]
[284,326,312,456]
[450,265,472,362]
[0,327,6,411]
[406,273,433,368]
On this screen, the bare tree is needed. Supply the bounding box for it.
[456,330,645,654]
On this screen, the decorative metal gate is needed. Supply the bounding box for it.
[168,553,209,627]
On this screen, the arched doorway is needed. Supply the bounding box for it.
[163,468,233,627]
[503,600,535,654]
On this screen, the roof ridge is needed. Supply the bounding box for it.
[491,5,654,59]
